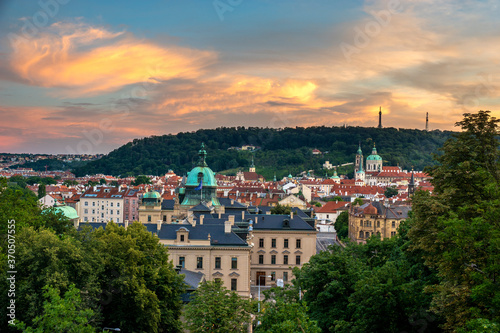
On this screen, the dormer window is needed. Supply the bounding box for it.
[180,235,185,242]
[283,219,290,229]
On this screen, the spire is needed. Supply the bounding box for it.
[357,143,363,155]
[198,143,207,167]
[378,107,382,128]
[251,155,255,168]
[408,167,416,197]
[273,173,277,182]
[372,143,377,154]
[426,112,429,131]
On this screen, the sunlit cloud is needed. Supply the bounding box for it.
[7,22,217,96]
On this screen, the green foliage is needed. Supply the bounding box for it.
[37,183,46,199]
[334,211,349,239]
[73,127,453,177]
[294,230,442,333]
[133,175,152,185]
[16,284,96,333]
[99,178,106,185]
[256,286,320,333]
[384,186,398,198]
[63,179,78,186]
[408,111,500,330]
[270,203,291,215]
[183,281,253,333]
[26,176,57,186]
[352,197,364,206]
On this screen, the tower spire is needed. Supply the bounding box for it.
[426,112,429,131]
[378,107,382,128]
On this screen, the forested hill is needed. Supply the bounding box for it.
[72,126,454,178]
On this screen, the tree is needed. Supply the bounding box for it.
[384,186,398,198]
[334,211,349,239]
[270,203,291,215]
[63,180,78,186]
[110,180,119,187]
[37,183,46,199]
[408,111,500,330]
[353,197,364,206]
[82,222,185,332]
[257,286,320,333]
[87,180,98,186]
[183,281,253,333]
[16,284,96,333]
[99,178,106,185]
[133,175,152,186]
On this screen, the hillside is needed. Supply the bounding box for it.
[72,126,454,178]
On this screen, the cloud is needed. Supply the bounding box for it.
[6,21,217,96]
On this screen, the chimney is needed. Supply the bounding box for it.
[290,211,294,219]
[157,220,161,232]
[241,211,245,219]
[228,215,235,224]
[266,211,271,215]
[255,217,258,224]
[224,221,231,234]
[218,212,222,219]
[231,199,234,205]
[200,215,204,225]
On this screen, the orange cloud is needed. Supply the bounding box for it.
[9,22,217,96]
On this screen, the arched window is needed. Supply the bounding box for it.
[365,231,370,238]
[360,220,363,227]
[197,172,203,183]
[359,231,364,238]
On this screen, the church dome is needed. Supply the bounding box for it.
[186,166,217,187]
[52,205,79,220]
[366,145,382,161]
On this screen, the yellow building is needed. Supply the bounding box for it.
[348,201,411,244]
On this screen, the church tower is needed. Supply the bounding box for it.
[249,155,256,172]
[408,168,416,197]
[355,143,363,174]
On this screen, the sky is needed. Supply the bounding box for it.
[0,0,499,154]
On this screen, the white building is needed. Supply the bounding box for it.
[79,186,126,223]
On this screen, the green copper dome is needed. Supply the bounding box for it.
[186,166,217,187]
[366,145,382,161]
[53,206,79,220]
[332,170,340,179]
[357,144,363,155]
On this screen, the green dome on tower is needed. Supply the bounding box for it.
[143,191,161,199]
[366,144,382,161]
[49,205,79,220]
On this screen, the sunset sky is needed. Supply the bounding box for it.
[1,0,499,154]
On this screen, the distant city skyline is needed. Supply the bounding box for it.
[1,0,499,154]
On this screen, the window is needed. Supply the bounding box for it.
[85,202,88,206]
[117,203,120,207]
[111,202,113,207]
[283,255,288,265]
[377,221,380,228]
[163,215,167,222]
[259,255,264,264]
[271,272,275,281]
[392,221,396,228]
[215,257,221,269]
[231,278,237,291]
[360,220,363,226]
[148,215,151,222]
[359,231,364,238]
[259,238,264,248]
[101,213,104,218]
[92,202,95,206]
[92,209,95,214]
[116,218,119,223]
[110,210,113,215]
[391,231,396,237]
[196,257,203,269]
[284,239,289,248]
[296,255,301,265]
[296,239,301,248]
[179,257,185,268]
[84,217,88,222]
[102,205,104,210]
[180,235,185,242]
[84,209,88,214]
[117,210,120,215]
[231,257,238,269]
[271,255,276,265]
[283,271,288,282]
[271,238,276,248]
